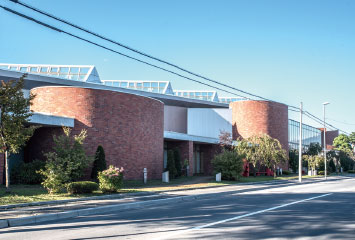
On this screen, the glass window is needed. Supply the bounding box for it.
[59,67,69,74]
[78,75,86,80]
[40,67,48,73]
[129,82,135,88]
[50,67,58,73]
[113,82,119,87]
[202,92,207,96]
[30,67,38,72]
[137,82,143,88]
[189,92,194,97]
[0,65,8,69]
[196,92,201,96]
[20,67,27,72]
[120,82,128,87]
[208,92,213,96]
[10,66,17,71]
[183,92,188,96]
[151,82,158,88]
[143,82,150,87]
[159,82,166,88]
[104,81,112,86]
[80,68,90,74]
[70,67,79,74]
[152,88,158,93]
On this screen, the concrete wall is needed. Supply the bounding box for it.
[30,86,164,180]
[164,106,187,133]
[187,108,232,139]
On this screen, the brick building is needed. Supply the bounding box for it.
[0,64,336,182]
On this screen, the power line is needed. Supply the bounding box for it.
[326,118,355,126]
[1,3,350,134]
[8,0,281,103]
[0,4,250,101]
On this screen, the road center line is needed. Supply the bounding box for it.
[158,193,333,240]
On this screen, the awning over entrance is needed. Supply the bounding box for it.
[28,112,74,127]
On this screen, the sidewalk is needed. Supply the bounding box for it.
[0,176,346,229]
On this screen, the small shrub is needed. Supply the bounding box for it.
[318,171,327,175]
[173,148,182,177]
[282,170,290,175]
[347,170,355,173]
[166,150,177,179]
[91,145,107,180]
[67,181,99,194]
[212,150,244,181]
[98,165,124,193]
[11,160,45,184]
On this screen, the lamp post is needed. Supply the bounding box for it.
[323,102,330,180]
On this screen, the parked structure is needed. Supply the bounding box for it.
[0,64,338,182]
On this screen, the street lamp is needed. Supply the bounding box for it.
[323,102,330,180]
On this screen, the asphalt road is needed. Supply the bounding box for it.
[1,176,354,240]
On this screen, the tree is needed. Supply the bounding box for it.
[333,134,352,153]
[303,155,323,172]
[348,132,355,150]
[212,150,244,180]
[39,127,92,193]
[0,75,36,191]
[219,130,233,150]
[236,134,287,177]
[289,149,298,173]
[166,150,177,179]
[307,142,322,156]
[91,145,107,180]
[173,148,182,177]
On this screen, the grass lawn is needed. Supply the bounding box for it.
[0,174,326,206]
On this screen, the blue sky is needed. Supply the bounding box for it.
[0,0,354,133]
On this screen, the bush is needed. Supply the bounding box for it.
[282,170,290,175]
[91,145,107,180]
[347,170,355,173]
[166,150,177,179]
[39,127,93,194]
[212,150,244,181]
[173,148,182,177]
[67,181,99,194]
[318,171,328,175]
[98,165,124,193]
[11,160,45,184]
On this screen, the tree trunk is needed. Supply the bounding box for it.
[274,164,276,178]
[5,150,10,192]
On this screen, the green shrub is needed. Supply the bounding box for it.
[282,170,290,175]
[11,160,45,184]
[318,171,328,175]
[39,127,93,194]
[347,170,355,173]
[67,181,99,194]
[212,150,244,181]
[91,145,107,180]
[166,150,177,179]
[98,165,124,193]
[173,148,182,177]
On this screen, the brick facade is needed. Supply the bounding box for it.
[320,129,339,150]
[30,86,164,180]
[231,100,289,169]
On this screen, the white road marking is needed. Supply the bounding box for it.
[157,193,333,240]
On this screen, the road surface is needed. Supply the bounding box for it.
[1,176,354,239]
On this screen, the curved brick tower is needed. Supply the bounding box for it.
[30,86,164,179]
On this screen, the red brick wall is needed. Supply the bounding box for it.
[30,87,164,180]
[231,100,289,169]
[320,129,339,150]
[200,144,221,175]
[167,141,194,176]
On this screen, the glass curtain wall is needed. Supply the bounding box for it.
[288,119,322,151]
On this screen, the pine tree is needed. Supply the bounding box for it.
[91,145,107,180]
[173,148,182,177]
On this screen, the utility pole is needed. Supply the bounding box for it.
[323,102,330,180]
[299,102,303,183]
